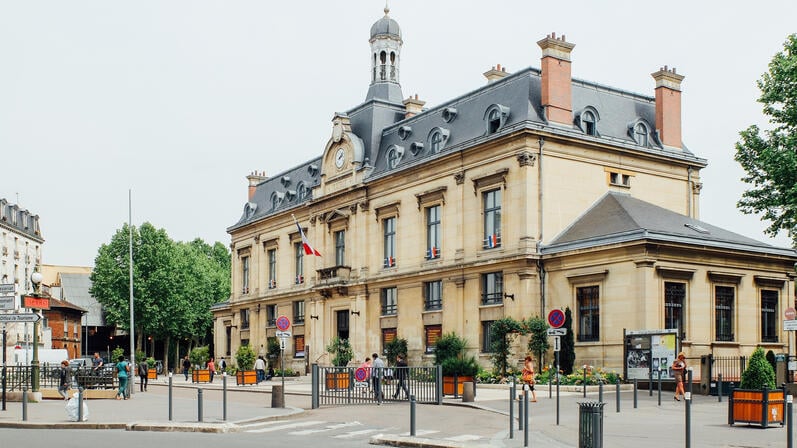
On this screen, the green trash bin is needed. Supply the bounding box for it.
[578,401,605,448]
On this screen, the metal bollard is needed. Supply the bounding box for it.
[78,388,83,422]
[410,395,416,436]
[718,373,723,403]
[598,382,603,403]
[649,369,653,397]
[509,379,515,439]
[616,379,620,413]
[518,390,524,430]
[549,364,552,399]
[633,378,638,409]
[22,386,27,421]
[223,372,227,421]
[685,391,692,448]
[168,372,173,421]
[657,369,662,406]
[787,395,793,448]
[523,389,529,448]
[583,366,588,398]
[197,388,203,422]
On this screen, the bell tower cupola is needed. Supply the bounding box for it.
[366,5,403,103]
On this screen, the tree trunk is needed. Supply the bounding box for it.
[163,336,171,374]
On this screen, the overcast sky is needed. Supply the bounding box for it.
[1,1,795,267]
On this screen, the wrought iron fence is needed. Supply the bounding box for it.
[708,355,747,383]
[0,364,118,391]
[311,364,441,408]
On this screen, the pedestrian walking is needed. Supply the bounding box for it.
[207,357,216,383]
[392,354,410,400]
[182,355,191,381]
[371,353,385,402]
[254,356,267,383]
[58,360,70,400]
[116,356,130,400]
[138,359,149,392]
[219,357,227,373]
[672,352,687,401]
[521,355,537,402]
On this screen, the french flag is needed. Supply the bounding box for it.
[429,246,438,258]
[296,220,321,257]
[487,234,498,248]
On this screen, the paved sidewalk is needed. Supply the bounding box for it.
[0,375,795,447]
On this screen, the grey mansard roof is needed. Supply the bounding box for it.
[231,64,708,230]
[544,192,797,257]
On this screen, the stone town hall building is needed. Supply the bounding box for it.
[212,8,797,373]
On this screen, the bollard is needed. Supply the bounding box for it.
[685,391,692,448]
[462,382,475,402]
[22,386,27,422]
[787,395,793,448]
[410,395,416,436]
[197,388,203,422]
[523,389,529,447]
[633,378,638,409]
[598,382,603,403]
[223,372,227,421]
[168,373,173,421]
[616,379,620,413]
[649,369,653,397]
[718,373,723,403]
[78,388,83,422]
[453,374,459,399]
[509,380,515,439]
[271,385,285,408]
[549,364,552,399]
[583,366,587,398]
[518,392,524,431]
[657,369,662,406]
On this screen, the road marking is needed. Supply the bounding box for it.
[246,420,326,433]
[333,428,382,439]
[446,434,483,442]
[290,421,363,435]
[399,429,438,436]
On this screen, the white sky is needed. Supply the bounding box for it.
[1,1,795,267]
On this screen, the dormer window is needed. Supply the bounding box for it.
[297,182,309,200]
[428,128,450,154]
[386,145,404,169]
[270,192,285,210]
[485,104,510,134]
[307,164,319,176]
[410,142,424,155]
[442,107,458,123]
[632,122,650,147]
[576,107,600,136]
[398,125,412,140]
[281,176,291,187]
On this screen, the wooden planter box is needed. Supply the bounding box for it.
[236,370,257,385]
[192,369,211,383]
[325,371,351,390]
[729,388,785,428]
[443,375,474,395]
[146,369,158,380]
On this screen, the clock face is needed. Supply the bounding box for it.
[335,148,346,168]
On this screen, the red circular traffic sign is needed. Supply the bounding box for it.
[276,315,291,331]
[548,309,565,328]
[786,307,796,320]
[355,367,368,382]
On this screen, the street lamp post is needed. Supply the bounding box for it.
[30,272,42,392]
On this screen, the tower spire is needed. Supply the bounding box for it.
[366,4,403,103]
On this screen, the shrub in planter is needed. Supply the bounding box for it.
[740,347,776,390]
[441,356,479,377]
[730,347,783,427]
[325,337,353,367]
[235,344,256,370]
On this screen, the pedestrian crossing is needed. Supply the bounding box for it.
[243,418,487,443]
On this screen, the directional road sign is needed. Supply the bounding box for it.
[547,328,566,336]
[0,283,14,296]
[0,313,41,323]
[276,330,292,338]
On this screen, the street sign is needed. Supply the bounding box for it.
[553,336,561,352]
[0,313,41,323]
[0,296,14,310]
[22,295,50,310]
[0,283,14,296]
[355,367,368,382]
[547,309,565,328]
[784,319,797,331]
[279,338,286,350]
[547,328,566,336]
[786,307,796,320]
[276,330,292,338]
[276,315,291,331]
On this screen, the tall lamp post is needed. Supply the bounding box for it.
[30,271,43,392]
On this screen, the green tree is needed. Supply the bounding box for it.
[524,316,550,369]
[734,34,797,244]
[489,317,523,376]
[384,337,408,365]
[325,337,353,367]
[740,347,776,390]
[560,307,576,375]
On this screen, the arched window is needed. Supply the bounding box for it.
[427,128,450,154]
[582,110,597,136]
[634,122,649,147]
[386,145,404,169]
[297,182,308,200]
[484,104,510,134]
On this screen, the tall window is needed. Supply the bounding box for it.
[294,242,304,284]
[266,304,276,327]
[481,321,495,352]
[634,123,649,147]
[267,248,277,289]
[335,230,346,265]
[426,205,441,259]
[293,301,305,325]
[582,110,597,136]
[761,290,778,342]
[664,282,685,339]
[383,217,396,267]
[577,286,600,342]
[424,280,442,310]
[481,272,503,305]
[488,108,501,134]
[240,308,250,330]
[425,325,442,354]
[382,328,397,354]
[483,189,502,248]
[715,286,735,342]
[241,256,250,294]
[381,287,397,316]
[430,130,443,153]
[294,335,305,358]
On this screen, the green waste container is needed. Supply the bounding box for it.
[578,401,605,448]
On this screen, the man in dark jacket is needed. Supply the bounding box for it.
[138,360,149,391]
[393,354,410,400]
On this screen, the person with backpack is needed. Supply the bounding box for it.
[138,359,149,392]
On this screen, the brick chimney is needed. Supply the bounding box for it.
[246,171,267,201]
[537,32,575,125]
[483,64,509,83]
[651,65,685,149]
[403,94,425,119]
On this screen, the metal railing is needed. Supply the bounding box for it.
[311,364,441,408]
[1,364,118,391]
